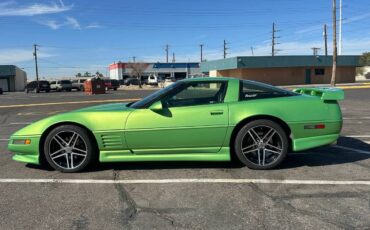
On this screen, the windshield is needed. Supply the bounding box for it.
[129,82,182,109]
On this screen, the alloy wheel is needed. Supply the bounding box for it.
[48,131,88,170]
[241,125,284,166]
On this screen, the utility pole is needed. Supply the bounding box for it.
[172,52,175,63]
[33,44,39,90]
[323,24,328,56]
[311,47,321,56]
[200,44,204,62]
[251,47,254,56]
[132,56,136,63]
[271,22,280,56]
[339,0,342,55]
[165,44,169,63]
[223,40,228,59]
[331,0,338,86]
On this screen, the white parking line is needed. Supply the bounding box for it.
[0,178,369,185]
[9,122,32,125]
[343,117,370,120]
[345,135,370,138]
[334,145,370,155]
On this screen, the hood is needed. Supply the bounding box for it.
[11,103,134,136]
[74,102,132,112]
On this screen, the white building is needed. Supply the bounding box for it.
[0,65,27,92]
[108,62,201,80]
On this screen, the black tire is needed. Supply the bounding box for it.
[43,125,96,173]
[234,119,288,170]
[45,90,50,93]
[113,88,117,91]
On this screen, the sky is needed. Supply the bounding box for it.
[0,0,369,79]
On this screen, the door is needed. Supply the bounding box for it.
[0,78,9,92]
[305,69,311,84]
[125,81,229,153]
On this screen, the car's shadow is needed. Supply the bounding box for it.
[279,136,370,169]
[26,137,370,172]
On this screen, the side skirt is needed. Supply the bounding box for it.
[99,147,231,162]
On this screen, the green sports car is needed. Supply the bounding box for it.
[8,77,344,172]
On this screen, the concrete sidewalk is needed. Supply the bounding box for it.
[281,81,370,90]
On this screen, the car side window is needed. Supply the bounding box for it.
[162,82,227,108]
[239,80,294,100]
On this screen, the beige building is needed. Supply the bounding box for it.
[201,56,360,85]
[0,65,27,92]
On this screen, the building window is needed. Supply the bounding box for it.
[315,68,325,75]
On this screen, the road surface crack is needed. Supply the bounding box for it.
[112,170,189,229]
[248,183,356,229]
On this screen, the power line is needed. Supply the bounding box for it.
[272,22,281,56]
[33,44,39,89]
[311,47,321,56]
[324,24,328,56]
[339,0,343,55]
[200,44,204,62]
[331,0,338,86]
[223,40,229,59]
[165,44,169,63]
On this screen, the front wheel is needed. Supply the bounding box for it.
[44,125,95,172]
[234,119,288,170]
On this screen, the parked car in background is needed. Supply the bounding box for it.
[163,78,175,87]
[25,80,50,93]
[50,80,72,92]
[72,78,87,91]
[123,78,140,86]
[147,74,158,85]
[104,79,119,91]
[0,88,3,94]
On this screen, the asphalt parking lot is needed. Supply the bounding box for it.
[0,88,370,229]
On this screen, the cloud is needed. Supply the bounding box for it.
[37,20,63,30]
[65,16,81,29]
[295,12,370,35]
[342,12,370,24]
[0,48,54,64]
[86,22,103,29]
[0,1,72,16]
[36,17,81,30]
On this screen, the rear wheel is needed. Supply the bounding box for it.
[234,119,288,170]
[44,125,95,172]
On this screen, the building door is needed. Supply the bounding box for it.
[305,69,311,84]
[0,78,9,91]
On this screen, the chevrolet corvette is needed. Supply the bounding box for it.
[8,77,344,172]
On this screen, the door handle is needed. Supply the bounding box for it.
[210,110,224,115]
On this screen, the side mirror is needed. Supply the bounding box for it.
[149,101,163,111]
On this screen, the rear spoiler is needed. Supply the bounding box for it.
[292,87,344,101]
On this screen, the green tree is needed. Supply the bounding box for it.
[359,52,370,66]
[83,72,91,78]
[75,72,82,78]
[95,71,103,78]
[357,52,370,75]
